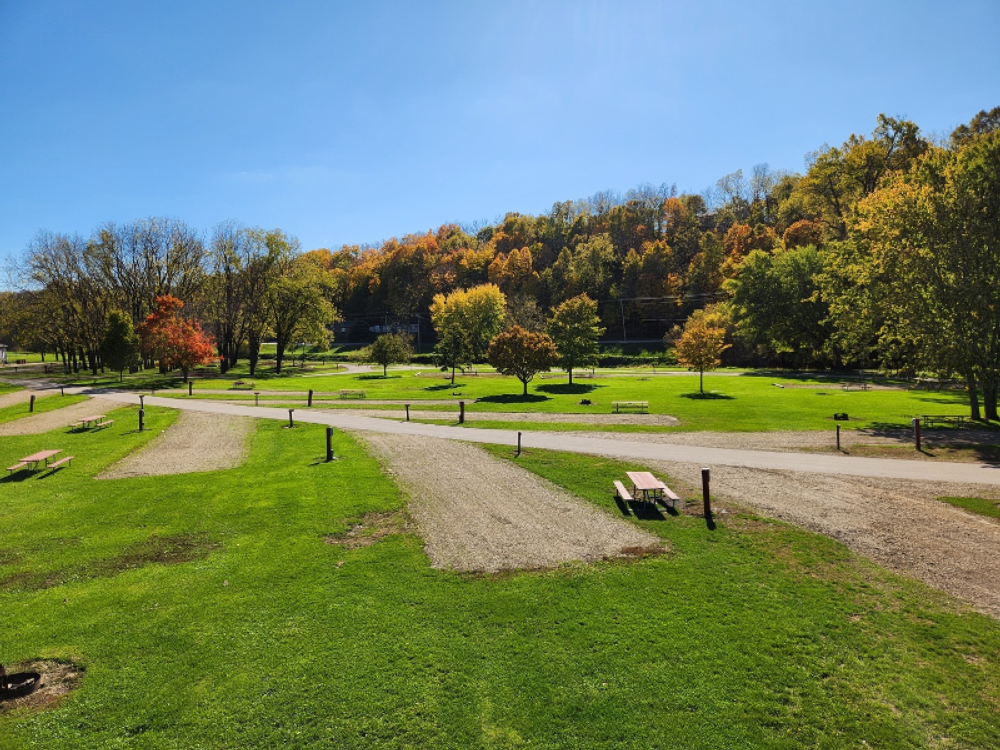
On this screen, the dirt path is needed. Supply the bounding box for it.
[360,432,659,573]
[98,411,253,479]
[644,459,1000,619]
[0,399,105,436]
[0,389,32,409]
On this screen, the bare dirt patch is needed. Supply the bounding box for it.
[359,432,660,573]
[98,411,253,478]
[642,458,1000,619]
[0,399,103,436]
[325,511,414,549]
[0,660,84,715]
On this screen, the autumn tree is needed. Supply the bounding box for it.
[266,252,339,374]
[100,309,141,381]
[547,294,604,384]
[368,332,412,376]
[487,325,558,396]
[671,309,730,394]
[829,129,1000,419]
[137,295,216,382]
[430,284,507,382]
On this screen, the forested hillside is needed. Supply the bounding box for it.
[2,107,998,416]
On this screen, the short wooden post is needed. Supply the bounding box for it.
[188,381,193,396]
[61,387,65,397]
[516,431,522,457]
[836,424,841,451]
[308,389,314,407]
[139,408,145,431]
[701,467,712,522]
[288,409,295,428]
[405,404,410,421]
[326,426,334,461]
[29,394,35,412]
[139,394,145,408]
[912,418,921,451]
[459,401,465,424]
[255,392,260,407]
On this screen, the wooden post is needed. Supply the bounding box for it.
[912,418,921,451]
[405,404,410,421]
[308,389,314,407]
[459,401,465,424]
[516,431,522,457]
[701,467,712,522]
[61,387,65,397]
[139,394,145,409]
[836,424,841,451]
[255,392,260,407]
[139,408,145,432]
[326,426,334,461]
[288,409,295,428]
[188,381,193,396]
[29,394,35,412]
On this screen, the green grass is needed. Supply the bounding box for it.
[163,370,983,432]
[0,393,88,425]
[939,496,1000,519]
[2,403,1000,747]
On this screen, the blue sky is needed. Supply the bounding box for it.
[1,0,998,265]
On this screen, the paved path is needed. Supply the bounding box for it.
[87,389,1000,486]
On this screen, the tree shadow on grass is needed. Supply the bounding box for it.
[679,392,735,400]
[357,374,402,380]
[424,383,462,392]
[476,393,550,404]
[535,383,600,395]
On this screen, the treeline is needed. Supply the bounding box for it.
[2,107,998,417]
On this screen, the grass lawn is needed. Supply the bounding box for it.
[156,370,984,433]
[939,496,1000,519]
[2,405,1000,747]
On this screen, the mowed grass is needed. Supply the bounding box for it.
[167,370,982,432]
[1,405,1000,747]
[939,496,1000,519]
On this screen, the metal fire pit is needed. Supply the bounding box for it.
[0,665,41,700]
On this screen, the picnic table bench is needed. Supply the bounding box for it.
[231,380,255,390]
[920,414,968,427]
[7,449,71,475]
[72,415,110,430]
[338,389,367,399]
[615,471,680,509]
[612,401,648,414]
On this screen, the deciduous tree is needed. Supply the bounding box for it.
[672,309,730,394]
[367,332,412,376]
[547,294,604,384]
[487,325,558,396]
[100,309,140,382]
[137,295,216,382]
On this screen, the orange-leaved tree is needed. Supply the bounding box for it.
[137,295,216,382]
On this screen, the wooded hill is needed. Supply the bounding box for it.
[2,107,998,417]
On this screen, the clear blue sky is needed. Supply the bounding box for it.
[2,0,998,265]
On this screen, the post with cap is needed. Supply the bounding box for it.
[288,409,295,428]
[326,426,335,461]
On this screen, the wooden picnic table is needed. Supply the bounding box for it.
[20,449,62,470]
[627,471,667,502]
[921,414,968,427]
[75,414,105,428]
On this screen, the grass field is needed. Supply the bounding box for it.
[2,409,1000,748]
[144,369,984,433]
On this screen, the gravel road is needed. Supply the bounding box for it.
[360,432,659,572]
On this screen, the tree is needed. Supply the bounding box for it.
[487,325,557,396]
[430,284,506,383]
[137,295,216,382]
[726,245,831,367]
[267,251,339,374]
[368,332,412,376]
[829,130,1000,419]
[671,309,730,394]
[100,309,140,382]
[547,294,604,384]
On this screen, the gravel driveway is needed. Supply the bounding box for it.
[360,432,659,573]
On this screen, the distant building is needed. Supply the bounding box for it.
[0,344,7,364]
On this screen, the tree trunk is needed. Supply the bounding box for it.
[568,368,573,385]
[985,377,999,422]
[967,373,981,420]
[450,365,456,385]
[522,379,528,396]
[699,368,704,394]
[247,333,261,376]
